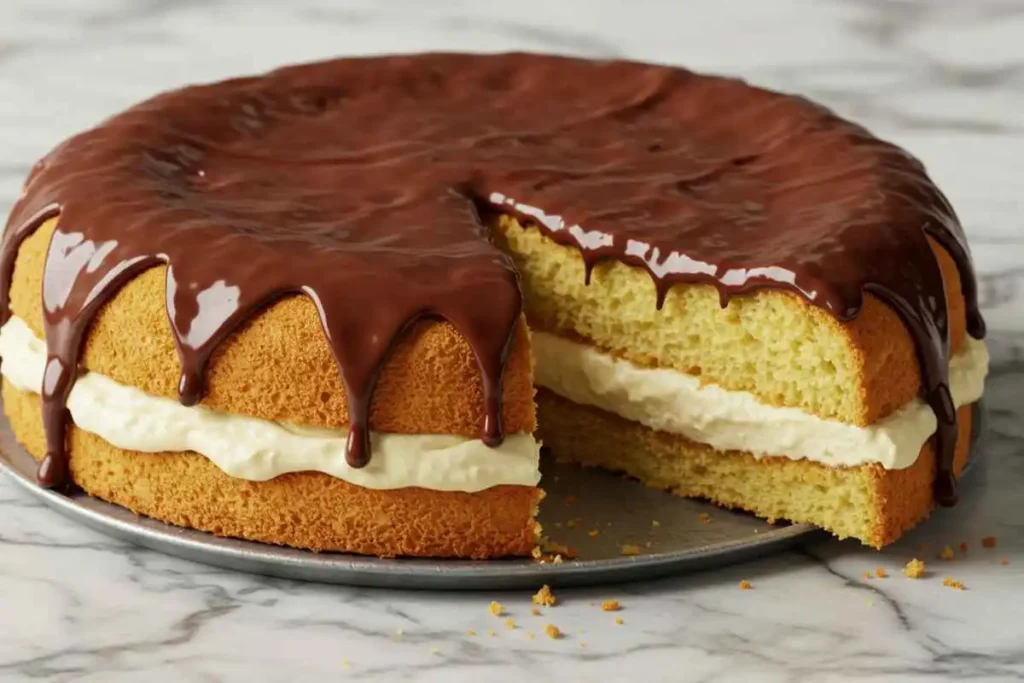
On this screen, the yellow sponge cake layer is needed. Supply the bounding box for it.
[537,389,973,548]
[9,218,536,437]
[497,215,968,426]
[4,380,541,558]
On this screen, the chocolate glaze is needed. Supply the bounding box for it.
[0,53,983,502]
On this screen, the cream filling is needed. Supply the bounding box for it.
[533,331,988,470]
[0,316,541,492]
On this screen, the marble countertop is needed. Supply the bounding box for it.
[1,1,1023,681]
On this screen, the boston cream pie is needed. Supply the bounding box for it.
[0,53,987,557]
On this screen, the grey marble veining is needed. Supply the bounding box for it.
[1,1,1023,680]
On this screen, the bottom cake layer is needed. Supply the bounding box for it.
[536,389,973,548]
[3,381,542,559]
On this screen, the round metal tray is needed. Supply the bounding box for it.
[0,403,981,590]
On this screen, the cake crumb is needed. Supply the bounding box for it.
[342,659,350,669]
[615,617,624,625]
[903,559,926,579]
[553,554,564,564]
[982,536,998,549]
[601,600,621,612]
[943,577,966,590]
[939,545,956,561]
[489,601,503,617]
[699,513,712,524]
[874,567,888,579]
[540,538,576,558]
[505,619,517,630]
[566,519,577,529]
[395,627,404,637]
[545,624,562,639]
[863,571,873,580]
[865,600,874,607]
[1000,558,1010,566]
[487,629,496,637]
[959,542,969,553]
[738,580,752,590]
[554,522,563,530]
[588,529,600,538]
[526,631,535,640]
[621,544,642,556]
[652,520,660,528]
[466,629,476,636]
[579,642,587,648]
[531,546,543,560]
[645,541,653,548]
[429,648,440,656]
[533,585,557,607]
[531,607,542,616]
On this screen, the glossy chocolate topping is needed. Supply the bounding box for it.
[0,53,983,502]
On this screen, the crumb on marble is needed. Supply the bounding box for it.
[531,607,542,616]
[939,545,956,561]
[342,659,350,669]
[580,642,587,648]
[489,601,503,617]
[903,559,926,579]
[699,513,712,524]
[533,584,557,607]
[982,536,998,549]
[943,577,966,591]
[429,648,440,656]
[1000,558,1010,566]
[863,571,873,580]
[621,544,642,556]
[505,619,517,630]
[488,629,496,637]
[545,624,562,639]
[466,629,477,636]
[601,600,621,612]
[527,631,535,639]
[738,580,752,590]
[875,567,888,578]
[395,627,404,637]
[615,617,624,625]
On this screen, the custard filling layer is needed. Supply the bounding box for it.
[533,331,988,469]
[0,317,541,491]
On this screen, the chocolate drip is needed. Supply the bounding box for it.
[0,53,983,502]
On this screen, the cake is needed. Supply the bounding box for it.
[0,53,988,558]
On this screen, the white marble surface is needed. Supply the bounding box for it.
[1,1,1023,681]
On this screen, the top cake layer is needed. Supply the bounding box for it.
[0,52,983,499]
